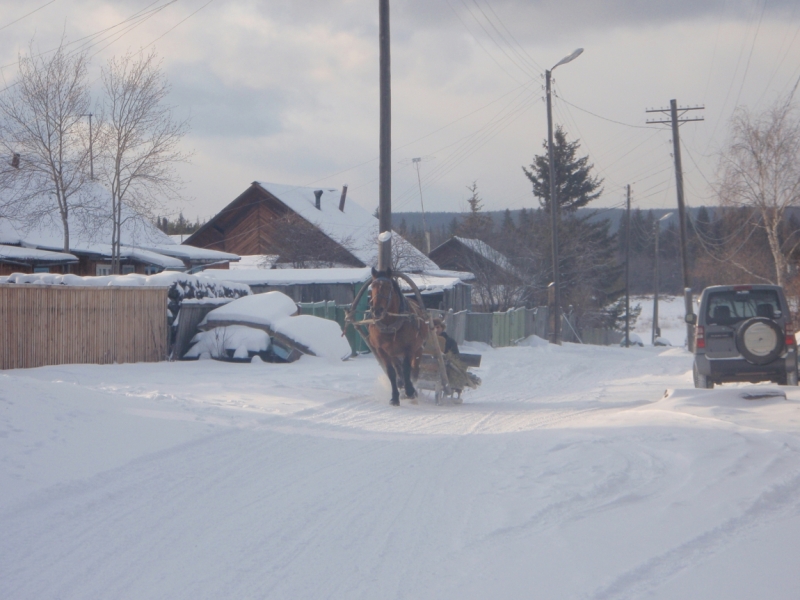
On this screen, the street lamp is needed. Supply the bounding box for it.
[546,48,583,345]
[652,212,672,345]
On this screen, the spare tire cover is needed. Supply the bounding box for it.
[735,317,784,365]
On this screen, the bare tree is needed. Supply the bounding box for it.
[98,50,189,274]
[719,98,800,286]
[0,41,94,252]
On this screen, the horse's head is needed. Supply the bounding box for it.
[370,267,396,320]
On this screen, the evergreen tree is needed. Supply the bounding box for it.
[522,125,603,213]
[457,182,493,240]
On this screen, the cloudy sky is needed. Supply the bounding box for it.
[1,0,799,220]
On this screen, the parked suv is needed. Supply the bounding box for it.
[686,284,798,388]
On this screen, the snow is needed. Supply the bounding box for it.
[0,244,78,264]
[0,271,251,297]
[4,334,800,598]
[271,315,353,361]
[185,325,271,359]
[200,266,372,286]
[199,291,352,360]
[201,291,299,326]
[228,254,279,270]
[630,294,691,347]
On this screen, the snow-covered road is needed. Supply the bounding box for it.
[3,337,800,599]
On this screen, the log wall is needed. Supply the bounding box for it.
[0,285,169,370]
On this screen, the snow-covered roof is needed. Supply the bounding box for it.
[199,267,372,286]
[399,273,465,293]
[452,237,515,274]
[0,244,78,265]
[0,181,239,266]
[229,255,279,270]
[255,183,438,272]
[137,243,239,263]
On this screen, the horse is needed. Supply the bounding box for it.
[368,267,429,406]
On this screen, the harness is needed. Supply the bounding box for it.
[359,276,425,335]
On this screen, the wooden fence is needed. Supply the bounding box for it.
[0,285,169,370]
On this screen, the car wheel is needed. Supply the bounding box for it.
[736,317,784,365]
[693,362,713,389]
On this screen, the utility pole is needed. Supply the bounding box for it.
[546,68,561,345]
[378,0,392,271]
[652,212,672,345]
[412,157,430,254]
[646,100,703,349]
[625,184,631,348]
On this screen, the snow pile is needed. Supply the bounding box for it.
[200,291,352,361]
[201,291,298,326]
[184,326,271,360]
[272,315,352,361]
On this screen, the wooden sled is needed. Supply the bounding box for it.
[417,352,482,404]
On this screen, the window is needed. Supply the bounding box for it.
[122,265,135,275]
[144,266,162,275]
[33,267,50,273]
[705,289,781,325]
[96,264,112,276]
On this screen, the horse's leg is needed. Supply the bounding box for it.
[403,353,417,399]
[383,354,400,406]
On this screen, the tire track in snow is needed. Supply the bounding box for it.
[586,467,800,600]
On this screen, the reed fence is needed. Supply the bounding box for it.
[0,285,169,370]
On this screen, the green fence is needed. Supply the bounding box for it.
[298,294,371,354]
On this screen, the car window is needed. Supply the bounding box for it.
[705,289,781,325]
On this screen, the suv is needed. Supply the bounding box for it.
[686,284,798,388]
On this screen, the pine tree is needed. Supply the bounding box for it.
[522,125,603,213]
[457,181,493,240]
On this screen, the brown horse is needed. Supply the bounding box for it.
[368,267,429,406]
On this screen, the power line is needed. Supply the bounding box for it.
[0,0,57,33]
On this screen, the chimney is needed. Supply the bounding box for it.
[338,184,348,212]
[314,189,323,210]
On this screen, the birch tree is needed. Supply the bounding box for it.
[0,42,94,253]
[719,99,800,286]
[98,50,188,274]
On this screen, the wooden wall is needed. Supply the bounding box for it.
[0,286,169,370]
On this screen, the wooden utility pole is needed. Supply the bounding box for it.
[546,68,561,345]
[625,184,631,348]
[652,219,661,346]
[646,100,703,349]
[378,0,392,271]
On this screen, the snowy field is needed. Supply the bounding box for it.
[3,297,800,599]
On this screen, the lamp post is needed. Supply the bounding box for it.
[652,212,672,345]
[546,48,583,345]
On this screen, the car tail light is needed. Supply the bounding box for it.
[786,320,796,348]
[695,325,705,349]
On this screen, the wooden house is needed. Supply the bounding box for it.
[184,182,438,272]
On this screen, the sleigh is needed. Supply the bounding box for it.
[416,350,482,404]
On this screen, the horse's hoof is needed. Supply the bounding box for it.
[390,399,400,406]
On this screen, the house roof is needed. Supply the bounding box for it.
[0,244,78,266]
[0,181,238,266]
[251,182,438,272]
[199,266,372,286]
[432,236,516,275]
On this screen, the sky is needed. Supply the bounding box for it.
[0,0,799,221]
